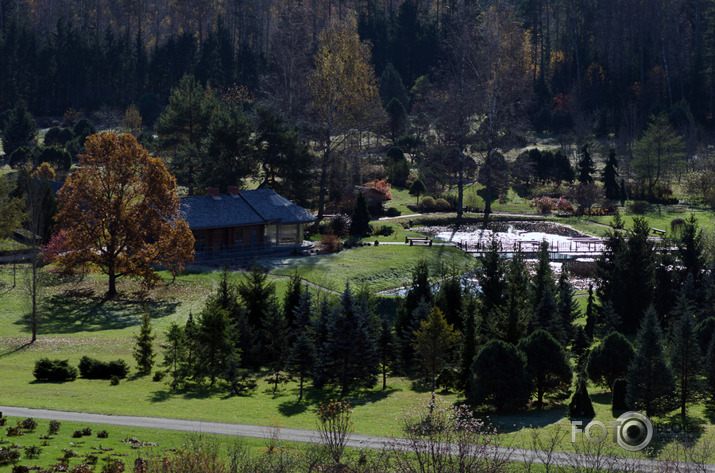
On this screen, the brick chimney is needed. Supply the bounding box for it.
[207,187,220,199]
[227,186,239,197]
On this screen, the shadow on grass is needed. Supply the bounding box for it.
[148,383,228,403]
[0,340,34,357]
[15,290,179,334]
[276,384,399,418]
[483,405,569,434]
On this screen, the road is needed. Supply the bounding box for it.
[1,406,713,472]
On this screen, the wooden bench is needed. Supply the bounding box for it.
[405,237,432,246]
[652,228,666,235]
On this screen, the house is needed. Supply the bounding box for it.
[180,187,316,260]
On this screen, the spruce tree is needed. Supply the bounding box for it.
[602,148,619,200]
[162,322,186,388]
[597,300,622,336]
[531,288,559,337]
[350,192,371,236]
[184,312,198,379]
[619,178,628,206]
[571,326,591,367]
[237,265,275,367]
[287,291,316,402]
[669,313,702,418]
[569,373,595,418]
[476,238,507,334]
[459,308,478,394]
[627,307,675,417]
[518,329,572,407]
[134,311,155,375]
[377,319,397,390]
[503,251,528,344]
[530,241,555,308]
[378,62,410,110]
[3,101,37,155]
[412,307,458,396]
[434,276,463,329]
[577,144,595,184]
[556,268,579,342]
[470,340,531,410]
[283,271,303,332]
[263,298,289,394]
[195,307,238,385]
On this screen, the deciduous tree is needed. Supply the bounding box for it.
[412,307,457,396]
[633,113,685,199]
[55,133,195,297]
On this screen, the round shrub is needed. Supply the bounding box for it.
[469,340,531,410]
[43,127,63,146]
[0,447,21,465]
[8,146,32,168]
[385,207,401,217]
[49,420,61,434]
[33,358,78,382]
[78,356,129,379]
[97,430,108,439]
[18,418,36,431]
[57,127,75,145]
[38,146,72,171]
[110,376,120,386]
[434,198,451,212]
[72,430,83,438]
[420,196,436,212]
[586,332,635,389]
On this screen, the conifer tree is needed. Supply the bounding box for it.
[3,101,37,155]
[350,192,371,236]
[134,311,155,375]
[283,271,303,332]
[556,268,579,341]
[459,307,478,394]
[627,307,675,417]
[503,250,528,344]
[288,329,317,402]
[396,260,432,365]
[602,148,620,200]
[434,276,463,329]
[470,340,531,410]
[530,241,555,308]
[184,312,198,379]
[597,300,622,336]
[577,144,595,184]
[676,214,704,284]
[320,284,379,395]
[476,238,507,333]
[409,179,426,204]
[518,329,572,407]
[377,319,397,390]
[669,313,702,418]
[162,322,186,388]
[412,307,458,396]
[569,373,595,418]
[571,326,591,367]
[196,307,238,385]
[531,288,558,336]
[586,331,635,390]
[263,297,289,393]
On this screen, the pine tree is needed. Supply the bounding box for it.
[378,62,410,109]
[569,373,595,418]
[531,241,555,308]
[237,265,275,368]
[571,326,591,367]
[288,330,317,402]
[184,312,198,379]
[3,101,37,155]
[531,288,558,336]
[669,313,702,418]
[503,250,528,344]
[396,260,432,365]
[627,307,675,417]
[263,298,289,394]
[556,268,579,342]
[134,311,155,375]
[676,214,704,284]
[459,307,477,394]
[602,148,620,200]
[283,271,303,332]
[196,307,238,385]
[586,331,635,390]
[350,192,371,236]
[577,144,595,184]
[597,300,622,336]
[470,340,531,410]
[476,238,507,334]
[162,322,186,388]
[518,329,572,407]
[434,276,463,329]
[619,178,628,206]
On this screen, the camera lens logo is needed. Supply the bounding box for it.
[615,411,653,452]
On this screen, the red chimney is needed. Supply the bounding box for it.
[207,187,220,198]
[227,186,239,196]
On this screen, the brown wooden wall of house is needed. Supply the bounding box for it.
[193,224,265,251]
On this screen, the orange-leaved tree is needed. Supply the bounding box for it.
[55,132,194,297]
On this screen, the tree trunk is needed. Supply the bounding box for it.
[108,271,117,297]
[298,375,304,403]
[382,364,386,390]
[317,132,331,220]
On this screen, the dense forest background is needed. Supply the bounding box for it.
[1,0,714,137]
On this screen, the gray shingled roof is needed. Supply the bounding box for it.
[180,189,315,230]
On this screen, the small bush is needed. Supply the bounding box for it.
[373,225,394,236]
[12,465,29,473]
[531,195,555,213]
[0,447,21,465]
[72,430,83,438]
[434,198,451,212]
[318,234,340,254]
[152,371,164,382]
[628,201,649,214]
[49,420,61,434]
[78,357,129,380]
[85,454,98,465]
[385,207,401,217]
[101,458,125,473]
[81,427,92,436]
[18,418,36,432]
[110,376,119,386]
[6,427,23,436]
[96,430,108,439]
[0,418,6,426]
[420,196,436,211]
[24,445,42,459]
[33,358,78,382]
[68,462,94,473]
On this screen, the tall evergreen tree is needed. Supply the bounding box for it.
[195,307,239,385]
[503,250,528,344]
[162,322,186,388]
[378,62,410,110]
[237,265,276,367]
[134,311,155,375]
[350,192,371,236]
[531,288,558,337]
[396,260,432,365]
[288,328,317,402]
[263,297,289,394]
[283,271,304,331]
[320,284,379,395]
[584,284,596,339]
[377,318,397,390]
[627,307,675,417]
[577,144,595,184]
[459,306,478,393]
[434,275,463,329]
[531,241,555,308]
[569,372,595,418]
[518,329,572,407]
[2,101,37,155]
[587,331,635,390]
[669,313,702,418]
[470,340,531,410]
[676,214,704,284]
[602,148,619,200]
[706,334,715,408]
[556,268,579,341]
[476,238,507,334]
[412,307,458,396]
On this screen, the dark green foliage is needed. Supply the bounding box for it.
[137,93,162,127]
[569,374,595,418]
[503,251,528,344]
[577,144,595,184]
[556,268,579,340]
[602,149,619,200]
[597,300,622,336]
[78,356,129,379]
[584,285,596,339]
[195,307,239,385]
[385,98,408,144]
[237,266,275,368]
[396,260,432,362]
[133,311,155,375]
[72,118,96,143]
[669,313,702,417]
[458,307,477,393]
[379,63,410,110]
[350,193,371,236]
[586,332,634,389]
[571,326,591,363]
[162,322,187,387]
[263,298,289,394]
[476,238,507,329]
[0,447,21,465]
[676,214,704,283]
[8,146,32,168]
[49,420,61,434]
[531,288,559,337]
[627,307,675,417]
[477,152,511,198]
[377,319,397,390]
[43,127,63,146]
[3,101,36,155]
[612,378,629,410]
[531,241,555,308]
[518,329,572,407]
[706,335,715,407]
[434,276,463,329]
[696,317,715,353]
[470,340,531,410]
[408,179,426,203]
[319,284,379,395]
[38,146,72,171]
[287,293,317,402]
[283,272,303,331]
